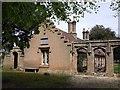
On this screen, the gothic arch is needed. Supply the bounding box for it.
[93,47,106,52]
[93,47,106,73]
[77,47,88,73]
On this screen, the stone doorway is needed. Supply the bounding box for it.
[13,52,18,69]
[94,48,106,73]
[77,48,87,73]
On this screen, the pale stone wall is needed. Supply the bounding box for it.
[24,26,72,74]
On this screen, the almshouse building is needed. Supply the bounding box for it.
[2,20,120,77]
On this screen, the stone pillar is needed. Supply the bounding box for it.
[19,53,24,70]
[87,48,94,75]
[106,47,114,77]
[72,48,78,74]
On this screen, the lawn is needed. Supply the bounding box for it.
[114,63,120,73]
[2,72,71,88]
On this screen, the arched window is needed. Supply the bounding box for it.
[94,48,106,73]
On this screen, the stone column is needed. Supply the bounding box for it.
[72,48,78,74]
[18,51,24,70]
[70,50,73,75]
[106,47,114,77]
[87,48,94,75]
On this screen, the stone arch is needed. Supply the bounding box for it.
[113,46,120,62]
[77,47,88,73]
[13,52,18,69]
[93,47,106,73]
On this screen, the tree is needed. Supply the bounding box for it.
[110,0,120,11]
[2,1,100,52]
[89,25,117,40]
[89,25,120,63]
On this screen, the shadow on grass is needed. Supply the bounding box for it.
[2,72,71,88]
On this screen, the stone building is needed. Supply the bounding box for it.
[2,20,120,77]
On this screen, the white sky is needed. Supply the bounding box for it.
[54,2,118,39]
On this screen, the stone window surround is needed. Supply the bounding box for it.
[39,47,50,67]
[41,50,49,65]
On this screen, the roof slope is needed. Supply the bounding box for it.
[55,28,81,43]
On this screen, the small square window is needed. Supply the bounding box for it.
[40,38,48,45]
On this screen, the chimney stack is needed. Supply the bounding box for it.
[86,30,89,40]
[67,16,77,39]
[82,28,86,40]
[68,21,72,33]
[82,28,89,40]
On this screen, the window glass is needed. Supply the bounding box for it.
[41,49,49,65]
[40,38,48,45]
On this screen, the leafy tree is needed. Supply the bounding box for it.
[110,0,120,11]
[89,25,117,40]
[2,1,100,52]
[89,25,120,63]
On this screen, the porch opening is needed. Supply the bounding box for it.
[94,48,106,73]
[77,48,87,73]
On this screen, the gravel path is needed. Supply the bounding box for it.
[68,75,120,88]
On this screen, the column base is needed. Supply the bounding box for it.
[105,72,114,77]
[86,71,94,75]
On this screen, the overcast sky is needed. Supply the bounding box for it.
[54,2,118,39]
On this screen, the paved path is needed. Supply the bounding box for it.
[68,75,120,88]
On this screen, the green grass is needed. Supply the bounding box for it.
[114,63,120,73]
[2,72,71,88]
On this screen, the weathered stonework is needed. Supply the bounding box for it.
[2,21,120,77]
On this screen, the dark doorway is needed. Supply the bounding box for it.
[13,52,18,69]
[77,49,87,73]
